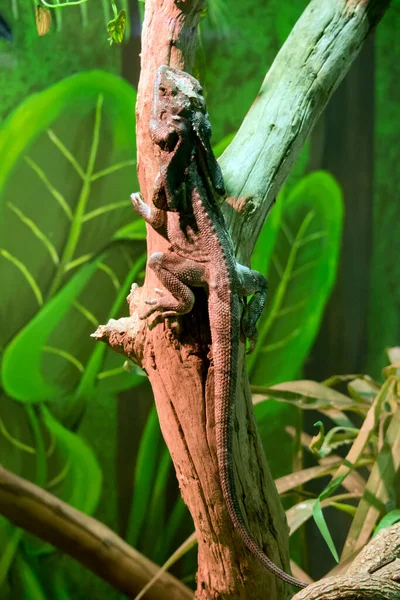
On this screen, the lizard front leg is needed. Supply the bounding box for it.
[141,251,206,319]
[131,192,165,229]
[236,264,268,352]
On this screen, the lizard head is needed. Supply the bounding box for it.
[155,65,207,118]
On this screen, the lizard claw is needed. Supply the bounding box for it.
[246,338,257,355]
[130,282,139,294]
[145,299,158,306]
[144,287,166,307]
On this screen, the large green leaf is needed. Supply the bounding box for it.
[0,72,146,412]
[0,72,144,586]
[249,171,343,386]
[0,71,138,351]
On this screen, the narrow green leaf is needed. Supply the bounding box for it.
[142,447,172,560]
[95,362,144,394]
[23,405,102,557]
[0,526,23,587]
[253,380,366,414]
[330,502,357,517]
[126,406,162,549]
[0,404,46,583]
[0,419,33,453]
[309,421,325,456]
[287,493,359,536]
[82,200,130,223]
[157,496,189,562]
[313,497,339,562]
[312,378,392,560]
[98,261,121,290]
[10,554,47,600]
[342,408,400,558]
[72,301,98,327]
[91,160,136,182]
[374,509,400,537]
[42,406,102,514]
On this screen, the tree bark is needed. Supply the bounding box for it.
[94,1,392,599]
[291,522,400,600]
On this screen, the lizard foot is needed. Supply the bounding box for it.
[144,287,164,305]
[140,288,183,320]
[131,192,151,220]
[246,337,257,355]
[242,321,258,354]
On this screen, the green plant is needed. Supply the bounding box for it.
[10,0,129,40]
[253,347,400,569]
[0,71,146,598]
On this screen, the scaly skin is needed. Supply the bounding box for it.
[131,65,307,590]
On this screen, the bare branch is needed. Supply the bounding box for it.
[219,0,391,263]
[0,465,193,600]
[292,523,400,600]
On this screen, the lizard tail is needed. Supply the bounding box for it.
[210,293,307,590]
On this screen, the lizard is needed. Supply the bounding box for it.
[131,64,307,590]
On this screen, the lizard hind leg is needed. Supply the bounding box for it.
[236,263,268,353]
[142,251,206,319]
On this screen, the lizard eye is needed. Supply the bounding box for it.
[159,85,167,96]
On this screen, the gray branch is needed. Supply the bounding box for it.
[220,0,390,264]
[292,523,400,599]
[0,465,193,600]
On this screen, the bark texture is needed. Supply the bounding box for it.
[0,465,192,599]
[292,523,400,600]
[94,1,392,599]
